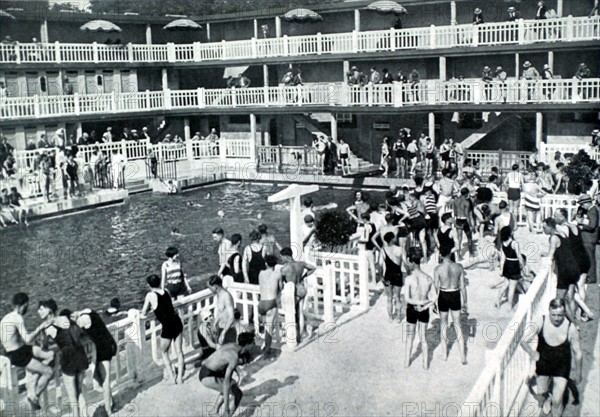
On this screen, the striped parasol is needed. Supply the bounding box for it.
[365,0,408,15]
[282,8,323,23]
[80,20,122,33]
[163,18,202,31]
[0,10,16,19]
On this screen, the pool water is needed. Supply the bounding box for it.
[0,183,360,327]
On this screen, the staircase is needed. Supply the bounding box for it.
[292,113,376,173]
[459,112,514,149]
[126,179,152,195]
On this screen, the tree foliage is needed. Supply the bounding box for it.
[315,210,355,248]
[565,149,598,195]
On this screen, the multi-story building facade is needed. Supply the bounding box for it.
[0,0,598,166]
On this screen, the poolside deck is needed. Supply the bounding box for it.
[115,229,570,417]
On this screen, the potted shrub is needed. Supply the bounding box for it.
[315,210,356,252]
[565,150,598,195]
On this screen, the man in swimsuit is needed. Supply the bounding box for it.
[280,247,316,343]
[520,298,582,417]
[453,187,475,259]
[213,228,232,267]
[434,245,468,364]
[380,232,405,322]
[436,212,459,262]
[403,247,435,369]
[0,293,54,409]
[436,169,459,215]
[337,138,352,176]
[258,224,282,260]
[258,255,282,354]
[199,333,254,417]
[542,218,579,324]
[208,275,236,346]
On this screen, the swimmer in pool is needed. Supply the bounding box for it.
[205,193,211,200]
[171,228,184,237]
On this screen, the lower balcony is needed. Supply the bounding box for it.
[0,79,598,124]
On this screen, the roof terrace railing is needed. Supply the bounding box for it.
[1,78,598,121]
[0,16,597,65]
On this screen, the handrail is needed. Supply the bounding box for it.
[2,78,599,121]
[0,16,597,65]
[461,261,556,416]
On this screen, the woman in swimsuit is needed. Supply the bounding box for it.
[38,300,89,417]
[161,246,192,299]
[142,274,185,384]
[381,232,405,322]
[496,227,526,310]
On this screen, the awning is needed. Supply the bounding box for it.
[223,66,249,79]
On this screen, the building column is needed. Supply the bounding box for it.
[536,112,543,150]
[15,126,25,150]
[40,20,49,43]
[113,70,122,93]
[254,19,258,39]
[77,71,86,94]
[354,10,361,32]
[439,56,447,81]
[250,113,258,162]
[76,122,83,139]
[263,64,269,87]
[184,117,191,140]
[450,1,457,25]
[548,51,554,71]
[17,74,26,97]
[206,23,211,41]
[515,53,520,79]
[343,61,350,79]
[161,68,168,90]
[57,69,65,94]
[145,24,152,45]
[557,0,564,17]
[428,112,436,143]
[330,114,338,141]
[275,17,282,37]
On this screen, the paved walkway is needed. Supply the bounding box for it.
[117,239,531,417]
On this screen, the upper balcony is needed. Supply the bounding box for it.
[1,78,598,126]
[0,16,598,68]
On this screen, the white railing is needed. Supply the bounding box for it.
[2,78,599,122]
[313,249,369,309]
[539,142,600,164]
[0,16,597,65]
[465,150,531,175]
[0,282,297,411]
[257,145,319,171]
[461,262,556,416]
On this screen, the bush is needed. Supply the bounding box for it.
[315,210,355,248]
[565,150,598,195]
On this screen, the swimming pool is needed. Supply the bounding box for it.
[0,182,360,324]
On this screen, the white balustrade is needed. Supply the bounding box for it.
[461,264,556,416]
[2,79,599,121]
[0,17,597,65]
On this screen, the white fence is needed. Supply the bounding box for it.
[2,78,599,122]
[0,16,597,65]
[539,142,600,164]
[0,282,293,411]
[461,263,556,416]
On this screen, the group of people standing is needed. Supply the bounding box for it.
[0,293,117,416]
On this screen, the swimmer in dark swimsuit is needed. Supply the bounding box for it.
[380,232,404,322]
[403,247,435,370]
[199,334,255,417]
[520,298,583,417]
[257,255,282,354]
[434,245,468,364]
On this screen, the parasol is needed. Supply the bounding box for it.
[163,18,202,31]
[365,1,407,15]
[282,8,323,23]
[80,20,122,33]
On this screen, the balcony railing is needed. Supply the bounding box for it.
[1,78,598,121]
[0,16,597,65]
